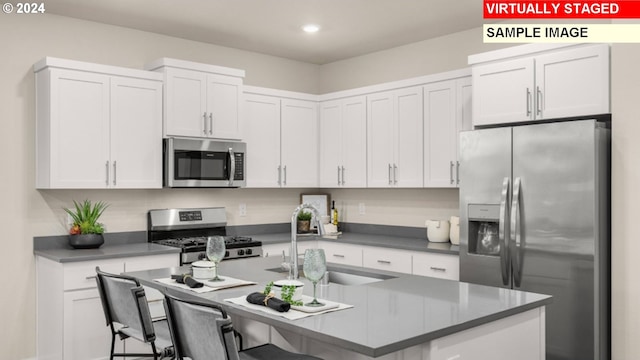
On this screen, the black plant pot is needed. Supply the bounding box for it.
[69,234,104,249]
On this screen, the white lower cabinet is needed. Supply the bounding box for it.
[37,253,179,360]
[412,252,459,281]
[318,241,363,267]
[362,246,413,274]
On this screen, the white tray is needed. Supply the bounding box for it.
[291,295,340,313]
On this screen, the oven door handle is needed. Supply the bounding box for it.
[228,148,236,186]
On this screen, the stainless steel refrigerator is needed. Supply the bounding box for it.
[459,119,610,360]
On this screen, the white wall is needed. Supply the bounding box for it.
[610,43,640,360]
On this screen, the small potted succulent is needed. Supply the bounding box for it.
[63,200,109,249]
[297,210,312,233]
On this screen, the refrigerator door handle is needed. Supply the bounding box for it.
[510,177,523,287]
[499,177,510,286]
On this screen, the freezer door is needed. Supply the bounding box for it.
[512,119,607,360]
[459,127,512,288]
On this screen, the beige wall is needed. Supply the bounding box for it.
[3,11,636,360]
[611,44,640,360]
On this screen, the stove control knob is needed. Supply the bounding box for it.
[238,249,245,256]
[246,249,253,255]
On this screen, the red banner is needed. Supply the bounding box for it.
[484,0,640,18]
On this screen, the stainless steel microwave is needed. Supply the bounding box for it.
[164,138,246,188]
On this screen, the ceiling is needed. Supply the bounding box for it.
[44,0,485,65]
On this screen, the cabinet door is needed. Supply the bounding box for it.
[110,77,163,189]
[341,96,367,188]
[367,91,395,187]
[423,81,457,188]
[455,77,473,186]
[49,69,110,188]
[207,74,242,139]
[164,68,207,137]
[243,94,282,188]
[319,241,363,267]
[319,100,342,187]
[281,99,318,187]
[472,58,534,126]
[412,252,459,281]
[362,247,412,274]
[63,288,121,360]
[535,44,609,119]
[394,86,423,187]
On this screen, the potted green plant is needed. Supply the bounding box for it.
[63,200,109,249]
[297,210,312,233]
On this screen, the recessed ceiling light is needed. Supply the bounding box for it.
[302,24,320,33]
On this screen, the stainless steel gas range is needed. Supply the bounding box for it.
[147,207,263,265]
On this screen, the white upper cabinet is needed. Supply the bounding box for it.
[243,93,282,188]
[146,58,244,140]
[319,96,367,188]
[35,58,163,189]
[423,77,472,187]
[243,90,318,188]
[281,98,319,187]
[367,87,423,187]
[471,44,609,127]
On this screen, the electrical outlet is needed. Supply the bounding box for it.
[358,203,366,215]
[239,203,247,217]
[66,214,74,227]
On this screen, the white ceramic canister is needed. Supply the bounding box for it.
[425,219,451,243]
[449,216,460,245]
[191,260,216,280]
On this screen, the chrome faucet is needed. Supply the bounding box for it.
[289,203,326,279]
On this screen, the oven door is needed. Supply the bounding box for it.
[164,138,246,187]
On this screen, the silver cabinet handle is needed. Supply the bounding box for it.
[333,254,345,258]
[499,177,511,286]
[283,165,287,186]
[526,88,532,117]
[388,163,392,185]
[85,275,96,280]
[450,161,454,185]
[341,166,345,185]
[536,86,542,116]
[393,164,398,185]
[277,165,282,186]
[113,161,117,186]
[337,166,341,186]
[456,161,460,185]
[429,267,446,272]
[105,161,109,186]
[377,260,391,264]
[209,113,213,135]
[202,112,207,135]
[228,148,235,186]
[510,177,523,288]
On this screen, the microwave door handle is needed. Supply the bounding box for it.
[228,148,235,186]
[499,177,510,286]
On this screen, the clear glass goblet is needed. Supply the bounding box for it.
[206,236,226,282]
[303,249,327,307]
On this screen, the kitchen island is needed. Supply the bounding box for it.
[126,256,551,360]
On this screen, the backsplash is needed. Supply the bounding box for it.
[33,187,459,237]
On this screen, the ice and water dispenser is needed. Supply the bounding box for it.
[467,204,501,256]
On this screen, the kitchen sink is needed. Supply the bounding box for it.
[265,265,396,286]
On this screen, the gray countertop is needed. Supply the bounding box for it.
[125,256,551,357]
[252,232,459,255]
[34,230,457,263]
[34,242,181,263]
